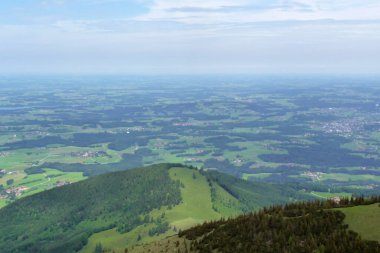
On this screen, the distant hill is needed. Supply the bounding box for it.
[133,198,380,253]
[0,164,308,253]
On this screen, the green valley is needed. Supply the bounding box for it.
[2,0,380,251]
[2,79,380,208]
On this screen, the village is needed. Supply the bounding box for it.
[0,179,71,200]
[0,152,10,157]
[70,150,110,159]
[302,171,324,181]
[105,126,146,134]
[56,180,71,187]
[312,117,374,137]
[3,186,29,198]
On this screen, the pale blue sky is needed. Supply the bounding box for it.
[0,0,379,74]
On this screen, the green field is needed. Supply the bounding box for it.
[242,173,273,180]
[0,199,7,209]
[339,203,380,242]
[310,191,352,199]
[321,173,380,182]
[0,145,123,203]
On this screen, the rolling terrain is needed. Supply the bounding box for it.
[0,163,308,253]
[2,79,380,208]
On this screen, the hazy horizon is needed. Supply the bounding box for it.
[1,73,380,90]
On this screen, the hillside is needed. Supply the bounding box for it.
[0,164,307,253]
[133,198,380,253]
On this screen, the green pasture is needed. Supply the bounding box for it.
[0,145,120,172]
[242,173,273,180]
[310,191,352,199]
[338,203,380,242]
[224,140,287,168]
[320,173,380,182]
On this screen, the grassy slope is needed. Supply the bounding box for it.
[81,167,229,253]
[165,167,221,228]
[339,203,380,242]
[0,199,7,208]
[211,182,246,217]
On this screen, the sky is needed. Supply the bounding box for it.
[0,0,379,74]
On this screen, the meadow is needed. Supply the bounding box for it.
[339,203,380,242]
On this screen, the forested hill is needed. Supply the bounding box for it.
[131,197,380,253]
[0,164,308,253]
[0,164,183,253]
[171,198,380,253]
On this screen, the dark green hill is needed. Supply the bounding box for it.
[0,164,183,253]
[167,198,380,253]
[0,164,309,253]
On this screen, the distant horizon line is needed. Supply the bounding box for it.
[0,72,379,77]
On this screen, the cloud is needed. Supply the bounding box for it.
[135,0,380,24]
[0,0,379,74]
